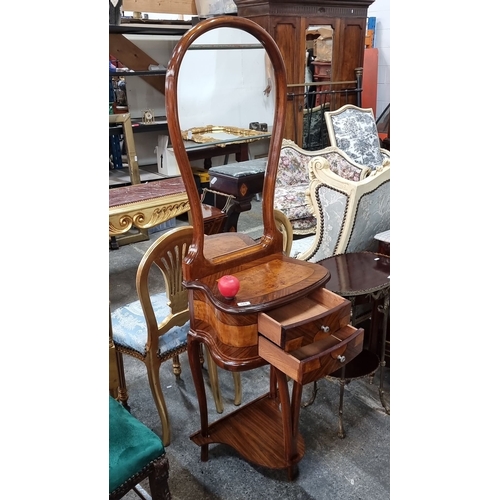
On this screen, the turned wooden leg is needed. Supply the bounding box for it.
[115,350,130,410]
[172,354,181,378]
[232,372,242,406]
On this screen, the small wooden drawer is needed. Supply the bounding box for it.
[257,288,351,352]
[259,324,363,385]
[257,287,363,384]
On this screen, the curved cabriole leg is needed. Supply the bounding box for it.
[145,357,171,447]
[149,454,172,500]
[204,345,224,413]
[275,369,300,481]
[188,334,209,461]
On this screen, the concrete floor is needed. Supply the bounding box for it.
[109,202,390,500]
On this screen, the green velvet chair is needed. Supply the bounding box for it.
[109,396,171,499]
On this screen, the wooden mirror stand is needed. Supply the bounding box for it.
[165,16,363,480]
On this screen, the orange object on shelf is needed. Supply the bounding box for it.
[362,47,378,116]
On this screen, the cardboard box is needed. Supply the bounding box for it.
[156,135,180,176]
[122,0,197,16]
[307,26,333,62]
[194,0,237,17]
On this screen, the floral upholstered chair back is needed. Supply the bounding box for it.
[325,105,390,170]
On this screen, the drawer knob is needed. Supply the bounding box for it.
[337,355,346,362]
[320,325,330,333]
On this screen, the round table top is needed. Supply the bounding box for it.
[319,252,390,297]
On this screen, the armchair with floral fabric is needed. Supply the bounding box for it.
[274,139,370,236]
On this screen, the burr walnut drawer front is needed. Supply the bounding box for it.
[257,288,363,384]
[257,288,351,352]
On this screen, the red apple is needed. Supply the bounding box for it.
[217,275,240,299]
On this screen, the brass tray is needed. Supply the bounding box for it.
[181,125,268,146]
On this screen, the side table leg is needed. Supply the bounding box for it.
[301,380,318,408]
[188,334,209,461]
[338,365,346,438]
[377,292,390,415]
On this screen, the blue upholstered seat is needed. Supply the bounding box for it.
[111,293,189,357]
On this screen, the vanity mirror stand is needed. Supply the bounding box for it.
[165,16,364,480]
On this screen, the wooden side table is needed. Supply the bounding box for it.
[304,252,390,437]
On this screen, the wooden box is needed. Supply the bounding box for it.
[122,0,197,15]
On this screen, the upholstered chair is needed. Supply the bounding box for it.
[291,154,390,262]
[109,396,172,500]
[274,139,370,237]
[110,226,241,446]
[273,209,293,256]
[324,104,390,170]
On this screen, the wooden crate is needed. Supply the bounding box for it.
[122,0,197,15]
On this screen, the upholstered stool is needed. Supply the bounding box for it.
[109,396,171,499]
[208,158,267,232]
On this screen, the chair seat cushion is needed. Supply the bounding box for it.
[109,396,165,493]
[274,185,313,221]
[111,293,189,356]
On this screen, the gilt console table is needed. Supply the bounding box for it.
[109,177,190,248]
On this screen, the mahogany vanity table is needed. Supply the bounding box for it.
[311,252,390,437]
[166,16,364,480]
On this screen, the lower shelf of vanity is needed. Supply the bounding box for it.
[190,287,364,475]
[190,391,305,470]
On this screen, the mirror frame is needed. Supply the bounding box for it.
[165,16,288,282]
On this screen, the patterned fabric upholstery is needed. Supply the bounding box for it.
[274,139,369,235]
[326,105,385,170]
[298,184,350,263]
[343,179,390,253]
[291,155,390,261]
[111,293,189,356]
